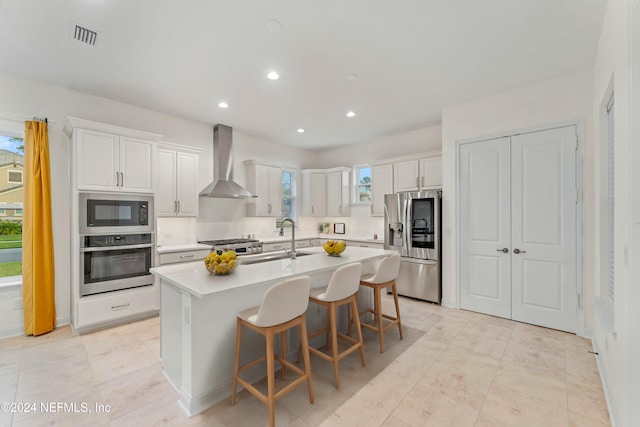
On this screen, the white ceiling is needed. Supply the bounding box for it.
[0,0,607,149]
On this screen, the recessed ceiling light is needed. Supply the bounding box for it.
[267,71,280,80]
[266,19,283,32]
[218,102,229,109]
[346,111,356,118]
[297,128,305,133]
[345,73,358,81]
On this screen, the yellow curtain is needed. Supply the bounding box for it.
[22,120,56,336]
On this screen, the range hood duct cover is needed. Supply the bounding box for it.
[199,124,257,198]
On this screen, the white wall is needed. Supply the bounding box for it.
[0,71,318,335]
[440,69,595,315]
[590,0,636,425]
[314,125,442,169]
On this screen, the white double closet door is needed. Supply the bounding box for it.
[459,125,578,333]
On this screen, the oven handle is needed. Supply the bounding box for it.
[80,243,154,252]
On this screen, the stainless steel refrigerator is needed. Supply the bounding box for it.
[384,191,442,303]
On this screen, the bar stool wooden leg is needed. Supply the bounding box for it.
[266,329,276,427]
[231,318,242,405]
[300,316,315,403]
[391,282,404,340]
[328,302,340,388]
[374,286,385,353]
[351,296,366,367]
[280,331,287,379]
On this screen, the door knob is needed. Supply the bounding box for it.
[513,248,526,254]
[497,248,509,253]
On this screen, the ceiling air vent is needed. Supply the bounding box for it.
[70,23,99,46]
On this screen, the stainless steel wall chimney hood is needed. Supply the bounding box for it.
[199,124,257,199]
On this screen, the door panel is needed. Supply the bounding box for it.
[511,126,577,332]
[459,137,511,319]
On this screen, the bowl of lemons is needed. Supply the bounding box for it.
[323,240,346,256]
[204,250,237,275]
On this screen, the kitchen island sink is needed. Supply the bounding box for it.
[239,250,311,265]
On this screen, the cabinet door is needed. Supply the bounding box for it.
[176,152,199,217]
[268,166,283,217]
[420,157,442,189]
[120,136,154,193]
[394,160,419,192]
[156,149,178,216]
[371,164,393,216]
[326,172,343,216]
[310,173,326,216]
[76,129,119,191]
[251,164,271,216]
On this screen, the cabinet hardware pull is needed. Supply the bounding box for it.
[416,177,419,187]
[497,248,509,253]
[174,200,177,213]
[371,204,373,214]
[116,171,121,187]
[180,254,194,259]
[513,248,526,254]
[268,203,271,214]
[120,172,124,187]
[312,205,314,214]
[177,200,181,212]
[421,176,425,186]
[111,303,130,311]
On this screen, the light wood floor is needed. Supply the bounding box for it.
[0,295,610,426]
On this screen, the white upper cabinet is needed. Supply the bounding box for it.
[69,118,161,194]
[420,157,442,189]
[157,144,200,217]
[326,168,350,217]
[120,136,154,193]
[393,156,442,192]
[245,161,283,217]
[301,170,326,217]
[394,160,421,192]
[371,164,393,217]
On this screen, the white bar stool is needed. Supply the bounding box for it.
[305,262,365,389]
[231,276,314,427]
[357,254,403,353]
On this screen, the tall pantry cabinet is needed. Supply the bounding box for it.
[66,117,162,334]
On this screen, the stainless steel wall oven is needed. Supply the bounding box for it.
[80,233,154,296]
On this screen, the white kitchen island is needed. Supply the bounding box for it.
[150,246,396,416]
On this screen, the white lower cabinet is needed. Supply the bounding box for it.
[76,285,158,331]
[159,249,211,265]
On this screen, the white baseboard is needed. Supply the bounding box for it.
[593,334,619,427]
[0,315,71,339]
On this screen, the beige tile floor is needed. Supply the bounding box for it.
[0,295,610,426]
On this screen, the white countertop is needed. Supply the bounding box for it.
[150,246,395,298]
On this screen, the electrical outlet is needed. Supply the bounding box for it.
[13,299,22,310]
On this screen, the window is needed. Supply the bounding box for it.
[0,133,24,280]
[606,94,615,303]
[7,170,22,184]
[276,169,296,228]
[354,165,371,203]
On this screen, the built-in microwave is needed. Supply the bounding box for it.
[79,192,154,234]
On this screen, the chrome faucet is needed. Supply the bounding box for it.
[280,218,296,259]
